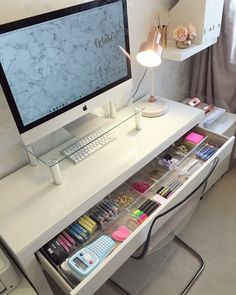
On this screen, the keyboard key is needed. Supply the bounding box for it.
[61,128,115,164]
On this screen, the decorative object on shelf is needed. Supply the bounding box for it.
[173,23,197,49]
[136,26,168,117]
[156,14,168,48]
[168,0,224,46]
[176,39,191,49]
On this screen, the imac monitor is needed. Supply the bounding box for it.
[0,0,131,145]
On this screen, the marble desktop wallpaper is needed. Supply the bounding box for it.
[0,1,128,126]
[0,0,191,179]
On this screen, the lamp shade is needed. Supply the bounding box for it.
[135,29,168,117]
[136,29,163,67]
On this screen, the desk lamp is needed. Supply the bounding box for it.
[136,29,168,117]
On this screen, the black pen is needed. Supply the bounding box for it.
[139,199,153,211]
[145,203,159,216]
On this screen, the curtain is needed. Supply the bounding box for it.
[190,0,236,113]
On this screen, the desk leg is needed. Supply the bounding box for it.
[19,255,54,295]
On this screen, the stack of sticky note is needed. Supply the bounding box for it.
[184,132,205,147]
[112,225,131,242]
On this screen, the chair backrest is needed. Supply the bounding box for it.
[132,157,219,259]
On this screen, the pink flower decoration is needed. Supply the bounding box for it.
[187,23,197,40]
[173,25,188,41]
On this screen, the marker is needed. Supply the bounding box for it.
[99,203,113,216]
[73,222,90,238]
[145,203,159,216]
[168,182,183,197]
[57,237,70,253]
[196,145,209,157]
[83,215,97,227]
[203,147,217,160]
[156,186,165,194]
[62,231,76,246]
[138,202,159,223]
[68,228,85,245]
[142,201,158,213]
[133,209,144,217]
[162,181,181,198]
[70,224,89,240]
[160,180,178,196]
[59,234,73,248]
[139,199,153,211]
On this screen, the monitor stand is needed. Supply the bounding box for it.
[25,105,143,185]
[109,100,117,119]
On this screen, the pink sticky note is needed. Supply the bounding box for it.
[185,132,204,145]
[112,226,131,241]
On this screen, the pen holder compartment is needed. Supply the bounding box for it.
[157,129,209,170]
[157,148,185,169]
[190,127,227,162]
[175,154,204,176]
[149,170,188,200]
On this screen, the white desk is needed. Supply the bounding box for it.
[1,98,233,295]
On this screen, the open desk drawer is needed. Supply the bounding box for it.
[36,128,235,295]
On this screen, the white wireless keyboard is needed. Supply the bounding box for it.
[61,128,115,164]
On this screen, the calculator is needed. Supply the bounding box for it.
[67,235,115,277]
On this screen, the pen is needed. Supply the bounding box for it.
[168,182,183,197]
[156,185,165,194]
[138,203,159,224]
[163,181,182,198]
[203,147,217,160]
[200,145,213,157]
[62,231,76,246]
[159,180,174,194]
[59,234,73,248]
[160,180,179,196]
[145,203,159,215]
[142,200,158,213]
[196,145,209,157]
[139,199,153,211]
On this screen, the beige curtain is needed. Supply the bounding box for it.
[190,0,236,113]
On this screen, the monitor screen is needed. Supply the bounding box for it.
[0,0,131,144]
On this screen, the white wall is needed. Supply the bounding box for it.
[0,0,191,179]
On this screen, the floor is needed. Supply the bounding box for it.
[49,166,236,295]
[94,166,236,295]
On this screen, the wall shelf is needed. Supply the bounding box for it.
[162,39,217,62]
[163,0,224,62]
